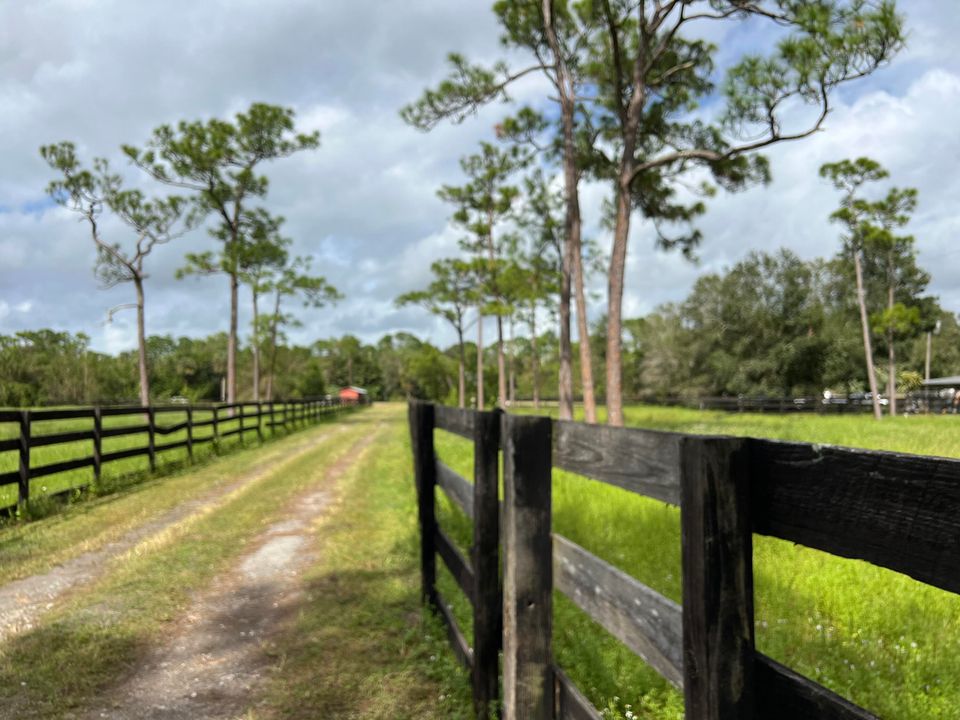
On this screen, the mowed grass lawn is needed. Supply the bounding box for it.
[433,404,960,720]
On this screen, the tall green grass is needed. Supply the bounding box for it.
[433,404,960,719]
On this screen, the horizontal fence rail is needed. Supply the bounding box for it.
[410,401,960,719]
[0,398,359,514]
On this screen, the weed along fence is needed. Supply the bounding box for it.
[408,401,960,720]
[0,398,355,514]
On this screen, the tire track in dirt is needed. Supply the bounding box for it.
[82,427,382,720]
[0,424,347,643]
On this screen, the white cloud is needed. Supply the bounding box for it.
[0,1,958,354]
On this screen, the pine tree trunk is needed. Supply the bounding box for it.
[227,272,238,404]
[606,181,632,427]
[251,288,260,403]
[457,324,466,409]
[544,0,577,421]
[530,307,541,410]
[497,314,506,407]
[888,276,896,417]
[477,313,484,409]
[135,277,150,407]
[508,316,516,406]
[267,294,281,402]
[855,251,882,420]
[574,254,596,422]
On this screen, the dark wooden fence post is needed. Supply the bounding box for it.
[473,408,502,720]
[239,403,246,444]
[18,410,31,507]
[409,402,438,608]
[93,406,103,481]
[213,405,220,446]
[680,436,755,720]
[186,406,194,461]
[502,413,553,720]
[147,406,156,472]
[256,402,264,443]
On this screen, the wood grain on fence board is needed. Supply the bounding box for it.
[554,667,602,720]
[553,420,681,506]
[434,404,476,439]
[409,402,438,608]
[472,408,502,720]
[553,533,684,688]
[749,438,960,594]
[436,459,474,520]
[755,654,878,720]
[680,436,755,720]
[502,413,553,720]
[435,526,475,605]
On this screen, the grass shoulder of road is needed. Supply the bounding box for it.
[0,408,378,719]
[0,415,344,586]
[433,402,960,719]
[252,403,473,719]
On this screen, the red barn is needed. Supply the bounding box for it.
[339,386,368,403]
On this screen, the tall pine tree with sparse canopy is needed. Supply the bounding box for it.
[123,103,319,404]
[584,0,905,425]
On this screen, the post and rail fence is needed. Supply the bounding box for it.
[408,401,960,720]
[0,397,358,514]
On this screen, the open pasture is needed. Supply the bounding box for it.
[432,404,960,720]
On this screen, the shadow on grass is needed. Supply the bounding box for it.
[0,614,150,719]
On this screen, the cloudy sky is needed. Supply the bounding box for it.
[1,1,959,355]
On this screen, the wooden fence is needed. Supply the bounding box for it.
[0,398,355,513]
[408,401,960,720]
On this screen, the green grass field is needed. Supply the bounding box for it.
[2,402,958,718]
[433,404,960,719]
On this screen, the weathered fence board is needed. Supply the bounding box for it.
[502,413,553,720]
[552,533,683,688]
[472,408,501,720]
[680,436,755,720]
[409,402,438,608]
[410,402,949,720]
[554,667,602,720]
[434,404,476,439]
[435,526,475,604]
[553,420,681,505]
[436,460,474,519]
[750,437,960,594]
[755,654,878,719]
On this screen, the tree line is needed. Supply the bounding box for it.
[5,226,956,411]
[400,0,906,425]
